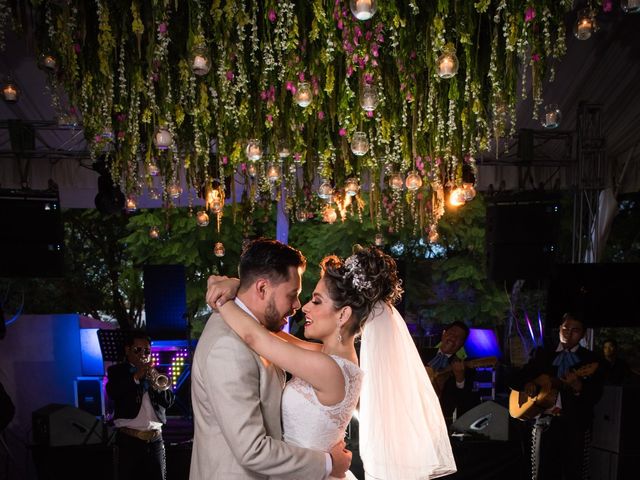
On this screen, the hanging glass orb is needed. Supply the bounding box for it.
[190,44,211,76]
[436,43,459,79]
[322,205,338,224]
[210,198,223,214]
[148,186,161,200]
[360,83,379,112]
[318,181,334,200]
[196,210,210,227]
[541,104,561,129]
[153,127,173,150]
[167,183,182,199]
[574,8,597,40]
[349,0,377,20]
[149,226,160,239]
[344,177,360,197]
[295,82,313,107]
[351,131,369,156]
[296,209,309,223]
[389,172,404,191]
[278,140,291,159]
[245,138,262,161]
[214,242,226,257]
[1,78,19,102]
[38,53,58,71]
[266,164,280,183]
[428,225,439,243]
[462,183,477,202]
[147,160,160,177]
[374,233,385,247]
[247,163,257,177]
[449,187,466,207]
[125,195,137,212]
[622,0,640,13]
[405,171,423,191]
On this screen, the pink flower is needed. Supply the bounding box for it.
[117,131,125,140]
[158,22,167,34]
[225,71,234,81]
[222,156,228,165]
[525,7,536,22]
[363,73,373,84]
[337,19,344,30]
[240,163,246,172]
[354,26,362,38]
[339,128,347,137]
[298,72,305,82]
[268,10,277,22]
[73,43,81,54]
[603,0,613,12]
[346,65,354,77]
[366,110,374,118]
[531,53,541,62]
[371,44,379,57]
[318,111,325,120]
[293,152,302,162]
[365,31,372,41]
[94,135,102,142]
[116,113,126,122]
[266,114,273,123]
[286,81,294,91]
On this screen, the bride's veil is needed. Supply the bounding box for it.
[359,302,457,479]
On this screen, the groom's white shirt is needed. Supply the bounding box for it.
[190,298,328,479]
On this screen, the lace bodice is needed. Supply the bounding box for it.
[282,355,363,452]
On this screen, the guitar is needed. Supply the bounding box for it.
[426,356,498,396]
[509,362,599,420]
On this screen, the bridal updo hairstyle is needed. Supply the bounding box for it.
[320,245,403,337]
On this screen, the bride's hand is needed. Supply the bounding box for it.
[206,275,240,309]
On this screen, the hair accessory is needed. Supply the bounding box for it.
[344,254,373,293]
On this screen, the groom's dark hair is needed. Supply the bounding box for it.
[238,238,306,289]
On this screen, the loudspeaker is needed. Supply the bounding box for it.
[74,377,105,417]
[591,385,640,455]
[0,189,64,277]
[486,194,561,283]
[547,264,640,327]
[451,401,510,441]
[143,265,187,339]
[32,404,103,447]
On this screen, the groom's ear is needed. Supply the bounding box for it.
[255,278,269,299]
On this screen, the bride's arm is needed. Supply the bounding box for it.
[275,331,323,352]
[218,302,343,396]
[206,276,240,308]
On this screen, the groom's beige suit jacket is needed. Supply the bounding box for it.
[189,309,327,479]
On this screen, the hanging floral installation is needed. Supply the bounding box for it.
[4,0,584,239]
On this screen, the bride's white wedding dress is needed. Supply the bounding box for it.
[282,354,363,480]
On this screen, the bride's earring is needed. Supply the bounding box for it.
[337,331,343,343]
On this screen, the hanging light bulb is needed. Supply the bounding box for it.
[374,233,385,247]
[344,177,360,197]
[247,163,257,177]
[210,198,223,214]
[436,43,459,79]
[541,104,561,129]
[266,164,280,182]
[125,195,137,212]
[351,132,369,156]
[147,160,160,176]
[389,172,404,191]
[318,181,334,200]
[278,140,291,159]
[167,183,182,199]
[190,44,211,76]
[153,126,173,150]
[245,138,262,161]
[149,226,160,239]
[360,83,379,112]
[449,187,466,207]
[1,78,19,102]
[574,8,597,40]
[622,0,640,13]
[295,209,309,223]
[295,82,313,107]
[214,242,225,257]
[322,204,338,224]
[405,171,423,191]
[349,0,377,20]
[196,210,210,227]
[38,53,58,71]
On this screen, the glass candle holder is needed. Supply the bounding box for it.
[350,0,377,20]
[295,82,313,107]
[360,84,379,112]
[196,210,210,227]
[542,104,561,129]
[344,177,360,197]
[436,44,459,79]
[190,44,211,76]
[351,132,369,156]
[405,171,423,191]
[153,127,173,150]
[245,139,262,161]
[389,173,404,191]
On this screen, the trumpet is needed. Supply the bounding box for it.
[142,357,171,391]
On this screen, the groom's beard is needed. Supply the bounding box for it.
[263,295,288,333]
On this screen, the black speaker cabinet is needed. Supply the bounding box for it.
[486,194,561,283]
[74,377,105,417]
[451,401,510,441]
[32,404,103,447]
[143,265,187,339]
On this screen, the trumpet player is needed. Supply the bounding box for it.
[106,330,175,480]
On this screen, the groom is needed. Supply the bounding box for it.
[190,238,351,479]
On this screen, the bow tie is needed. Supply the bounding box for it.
[552,350,580,377]
[429,351,450,371]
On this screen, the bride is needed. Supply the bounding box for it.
[207,246,455,479]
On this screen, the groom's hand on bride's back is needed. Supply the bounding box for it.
[329,439,352,478]
[206,275,239,309]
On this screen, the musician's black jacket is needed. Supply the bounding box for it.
[508,345,604,427]
[106,362,175,424]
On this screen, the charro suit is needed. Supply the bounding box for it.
[190,308,326,480]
